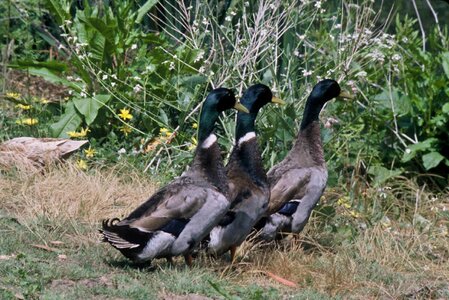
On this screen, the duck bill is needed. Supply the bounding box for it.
[338,90,354,100]
[234,102,250,113]
[271,96,286,105]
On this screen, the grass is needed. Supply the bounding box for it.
[0,163,448,299]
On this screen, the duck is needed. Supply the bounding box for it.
[258,79,352,241]
[100,88,249,265]
[208,84,284,260]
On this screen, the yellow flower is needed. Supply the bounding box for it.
[6,92,21,99]
[84,147,96,158]
[76,159,88,170]
[40,98,49,104]
[120,125,132,136]
[118,108,133,120]
[67,131,78,138]
[188,136,197,151]
[192,123,198,129]
[67,127,90,138]
[16,118,38,125]
[337,197,351,209]
[349,210,361,218]
[79,127,90,136]
[159,127,171,136]
[16,104,32,110]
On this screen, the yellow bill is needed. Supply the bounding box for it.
[234,102,250,113]
[338,90,354,99]
[271,96,286,105]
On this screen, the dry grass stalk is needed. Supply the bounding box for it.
[0,162,158,226]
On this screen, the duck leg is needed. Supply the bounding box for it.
[166,256,174,265]
[230,245,237,263]
[184,254,193,267]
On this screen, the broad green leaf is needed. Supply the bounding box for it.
[44,0,71,25]
[16,60,68,72]
[442,102,449,114]
[368,165,402,186]
[401,138,437,162]
[25,67,81,92]
[86,17,116,43]
[374,88,410,115]
[136,0,159,23]
[422,152,444,170]
[159,109,169,124]
[50,102,83,138]
[442,52,449,79]
[73,94,111,125]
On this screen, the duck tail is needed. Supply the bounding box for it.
[100,218,149,250]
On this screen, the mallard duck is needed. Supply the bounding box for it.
[259,79,352,240]
[208,84,284,260]
[100,88,249,265]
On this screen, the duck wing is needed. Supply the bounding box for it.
[266,167,311,215]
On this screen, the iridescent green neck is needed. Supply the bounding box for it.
[236,112,257,140]
[300,95,325,130]
[198,108,220,144]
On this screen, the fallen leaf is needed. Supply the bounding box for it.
[263,271,298,288]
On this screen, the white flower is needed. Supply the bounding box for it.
[244,1,249,7]
[198,66,205,74]
[302,69,312,77]
[133,84,143,93]
[402,37,409,43]
[80,91,87,98]
[102,75,108,80]
[230,11,237,16]
[334,23,342,29]
[225,16,232,22]
[131,44,137,50]
[298,34,306,40]
[111,82,116,87]
[314,1,322,9]
[111,74,117,79]
[117,148,126,155]
[405,148,411,154]
[194,51,205,63]
[169,62,175,70]
[293,50,300,57]
[392,54,402,62]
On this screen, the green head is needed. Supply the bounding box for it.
[300,79,352,130]
[236,84,284,140]
[198,88,248,144]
